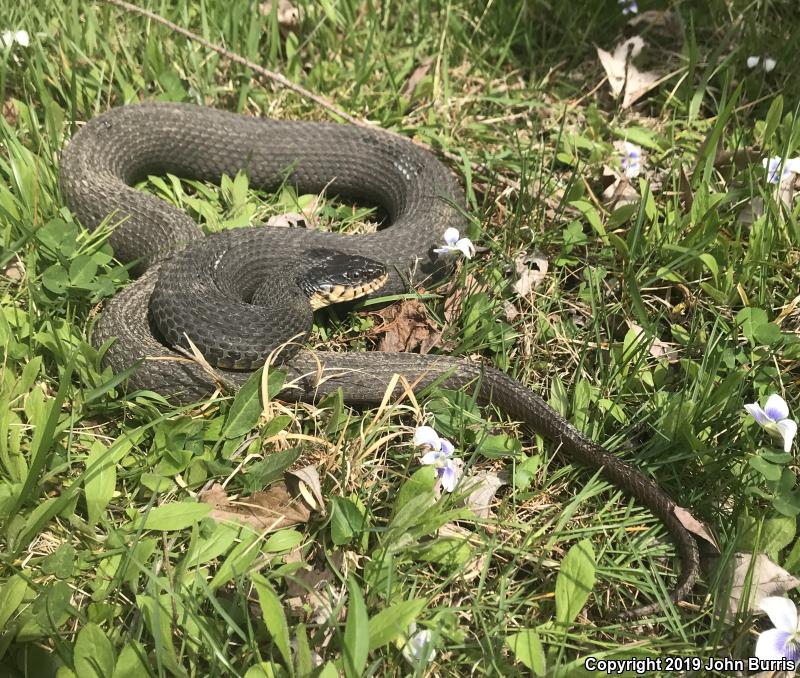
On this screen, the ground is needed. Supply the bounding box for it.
[1,0,799,676]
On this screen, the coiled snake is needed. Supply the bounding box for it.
[60,102,699,618]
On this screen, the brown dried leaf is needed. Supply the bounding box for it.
[258,0,300,33]
[443,273,485,325]
[722,552,800,620]
[286,550,344,625]
[627,9,684,41]
[199,481,311,532]
[372,299,441,354]
[463,470,508,519]
[402,57,434,100]
[3,98,17,125]
[513,253,548,297]
[266,212,308,228]
[2,257,24,282]
[602,164,640,208]
[674,506,719,551]
[626,321,680,362]
[285,465,325,515]
[596,37,660,109]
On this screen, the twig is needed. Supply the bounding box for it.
[98,0,520,191]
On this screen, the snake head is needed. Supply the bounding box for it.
[299,248,388,310]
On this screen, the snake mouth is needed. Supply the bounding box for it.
[309,271,389,310]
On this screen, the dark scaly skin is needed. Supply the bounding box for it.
[62,102,699,618]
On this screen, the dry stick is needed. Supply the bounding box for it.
[98,0,520,191]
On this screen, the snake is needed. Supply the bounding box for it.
[60,102,699,618]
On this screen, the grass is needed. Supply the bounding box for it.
[1,0,800,675]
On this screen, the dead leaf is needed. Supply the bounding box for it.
[258,0,300,34]
[596,37,660,109]
[678,165,693,210]
[602,164,640,208]
[3,98,17,125]
[402,57,433,100]
[286,465,326,515]
[2,256,24,282]
[513,252,548,297]
[266,212,308,228]
[462,470,508,519]
[721,552,800,620]
[626,321,680,362]
[674,506,719,551]
[285,549,343,625]
[200,482,311,532]
[443,273,486,325]
[627,9,685,43]
[372,299,441,354]
[503,301,519,323]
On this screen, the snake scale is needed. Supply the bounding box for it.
[60,102,699,618]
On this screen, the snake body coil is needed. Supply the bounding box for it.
[61,102,698,617]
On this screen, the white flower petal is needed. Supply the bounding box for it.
[756,628,792,660]
[442,227,460,246]
[414,426,441,449]
[777,419,798,453]
[432,246,450,255]
[439,464,458,492]
[624,141,641,159]
[745,403,772,428]
[439,438,454,457]
[785,157,800,175]
[760,596,799,633]
[764,57,776,72]
[402,629,436,665]
[764,394,790,422]
[454,237,475,259]
[624,163,640,179]
[14,31,28,47]
[420,450,440,466]
[1,31,12,48]
[747,56,761,69]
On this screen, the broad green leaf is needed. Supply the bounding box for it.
[143,502,212,531]
[330,497,365,546]
[394,466,435,514]
[475,433,523,459]
[84,441,116,525]
[41,543,75,579]
[0,574,28,631]
[74,623,116,678]
[252,574,292,669]
[181,522,240,570]
[367,598,427,651]
[343,577,369,678]
[506,628,546,676]
[261,414,293,439]
[244,664,286,678]
[112,641,150,678]
[762,95,784,146]
[294,623,313,676]
[263,529,303,553]
[749,456,781,482]
[223,369,263,439]
[209,529,261,590]
[555,539,596,625]
[318,664,339,678]
[242,448,302,492]
[41,264,69,294]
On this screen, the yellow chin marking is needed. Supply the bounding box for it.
[308,272,389,310]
